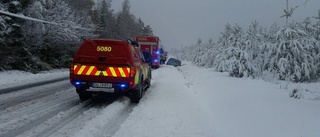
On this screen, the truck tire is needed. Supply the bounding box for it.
[77,88,92,101]
[130,78,143,103]
[78,93,92,101]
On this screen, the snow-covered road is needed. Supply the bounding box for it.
[0,62,320,137]
[0,78,134,137]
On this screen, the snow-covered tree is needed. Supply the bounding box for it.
[188,38,217,67]
[0,0,153,71]
[215,24,257,77]
[0,0,152,72]
[20,0,94,71]
[175,9,320,82]
[261,22,317,82]
[0,4,7,70]
[280,0,298,26]
[137,18,153,36]
[0,4,6,46]
[312,9,320,41]
[311,11,320,78]
[114,0,152,39]
[192,39,203,65]
[198,39,216,68]
[0,1,28,70]
[92,0,152,39]
[114,0,133,39]
[244,21,264,77]
[66,0,96,40]
[93,0,116,38]
[177,45,193,61]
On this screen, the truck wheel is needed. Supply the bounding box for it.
[130,79,143,103]
[78,93,92,101]
[77,88,91,101]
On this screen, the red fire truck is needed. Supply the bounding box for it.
[133,36,161,68]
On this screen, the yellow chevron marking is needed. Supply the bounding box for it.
[78,66,86,75]
[102,71,107,76]
[86,66,95,75]
[95,71,101,76]
[74,65,78,70]
[118,68,126,77]
[109,67,117,77]
[127,68,130,73]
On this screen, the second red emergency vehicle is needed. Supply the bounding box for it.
[133,36,161,68]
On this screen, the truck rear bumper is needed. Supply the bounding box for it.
[70,74,137,88]
[86,87,114,93]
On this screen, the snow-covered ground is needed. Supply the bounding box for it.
[0,62,320,137]
[0,69,68,89]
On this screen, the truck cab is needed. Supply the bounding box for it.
[69,39,151,103]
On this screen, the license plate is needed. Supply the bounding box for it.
[92,83,112,88]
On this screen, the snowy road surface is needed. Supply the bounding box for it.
[0,62,320,137]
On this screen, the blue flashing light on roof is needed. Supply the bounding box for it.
[156,51,160,54]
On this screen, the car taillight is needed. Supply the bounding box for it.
[130,68,136,77]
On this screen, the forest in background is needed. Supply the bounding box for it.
[1,0,320,83]
[0,0,153,72]
[173,9,320,82]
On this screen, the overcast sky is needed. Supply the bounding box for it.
[111,0,320,50]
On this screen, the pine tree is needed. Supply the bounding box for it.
[265,22,316,82]
[0,1,28,71]
[313,9,320,41]
[0,4,7,70]
[280,0,298,26]
[215,24,256,77]
[114,0,152,39]
[199,38,216,68]
[66,0,96,40]
[94,0,116,38]
[114,0,132,39]
[20,0,93,71]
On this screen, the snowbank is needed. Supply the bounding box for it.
[0,69,68,89]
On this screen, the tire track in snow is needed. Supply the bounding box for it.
[0,89,77,125]
[71,97,135,137]
[34,95,120,137]
[101,86,154,137]
[0,80,72,111]
[28,100,99,137]
[0,81,78,137]
[0,79,137,137]
[0,98,80,137]
[103,103,135,137]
